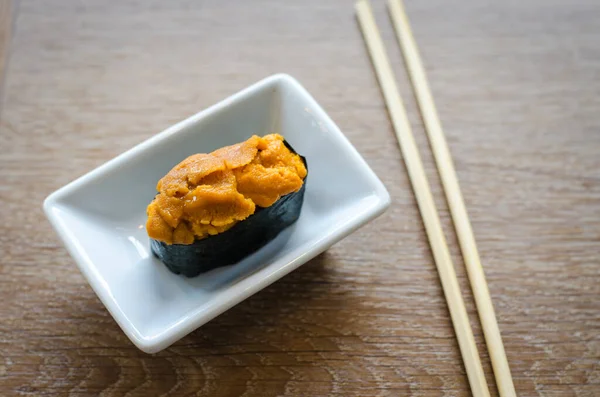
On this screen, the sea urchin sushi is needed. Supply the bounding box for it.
[146,134,307,277]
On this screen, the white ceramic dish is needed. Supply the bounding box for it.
[44,74,390,353]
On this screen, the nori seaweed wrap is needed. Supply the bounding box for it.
[146,134,307,277]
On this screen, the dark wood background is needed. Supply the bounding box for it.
[1,0,598,395]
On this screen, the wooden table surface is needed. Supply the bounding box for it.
[1,0,599,395]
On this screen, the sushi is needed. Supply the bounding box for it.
[146,134,307,277]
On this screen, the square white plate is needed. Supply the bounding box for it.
[44,74,390,353]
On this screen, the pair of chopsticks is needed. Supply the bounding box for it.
[355,1,516,396]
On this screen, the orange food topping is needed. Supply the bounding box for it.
[146,134,307,245]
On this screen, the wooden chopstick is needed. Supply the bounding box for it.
[355,1,491,396]
[387,1,517,396]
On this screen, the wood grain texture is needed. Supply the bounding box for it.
[0,0,13,101]
[0,0,598,396]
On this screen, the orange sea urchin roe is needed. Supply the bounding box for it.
[146,134,307,245]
